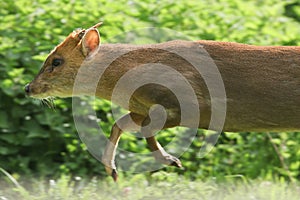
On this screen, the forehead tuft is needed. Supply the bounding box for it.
[55,30,83,51]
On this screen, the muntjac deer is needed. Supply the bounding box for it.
[25,23,300,181]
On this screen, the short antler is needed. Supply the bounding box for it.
[92,22,103,29]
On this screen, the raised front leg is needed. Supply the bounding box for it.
[144,135,182,168]
[142,116,182,168]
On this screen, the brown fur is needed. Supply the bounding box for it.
[26,23,300,180]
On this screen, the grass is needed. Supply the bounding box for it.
[0,170,299,200]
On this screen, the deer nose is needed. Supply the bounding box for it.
[24,84,30,94]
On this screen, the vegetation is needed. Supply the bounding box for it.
[1,0,300,197]
[1,171,300,200]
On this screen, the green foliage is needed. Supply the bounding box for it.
[0,0,300,181]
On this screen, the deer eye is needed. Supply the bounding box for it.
[52,58,63,67]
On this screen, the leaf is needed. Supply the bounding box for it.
[0,111,9,128]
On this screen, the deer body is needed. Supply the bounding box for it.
[82,42,300,132]
[25,23,300,180]
[201,41,300,132]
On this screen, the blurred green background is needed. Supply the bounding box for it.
[0,0,300,182]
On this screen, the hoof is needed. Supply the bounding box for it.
[111,169,118,182]
[105,166,118,182]
[153,152,183,168]
[169,157,182,168]
[166,155,182,168]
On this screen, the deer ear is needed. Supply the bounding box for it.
[82,29,100,57]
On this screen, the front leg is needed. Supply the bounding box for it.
[142,116,182,168]
[101,113,144,181]
[145,135,182,168]
[101,124,121,181]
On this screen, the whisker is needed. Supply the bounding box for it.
[49,97,56,110]
[40,97,56,109]
[40,99,47,107]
